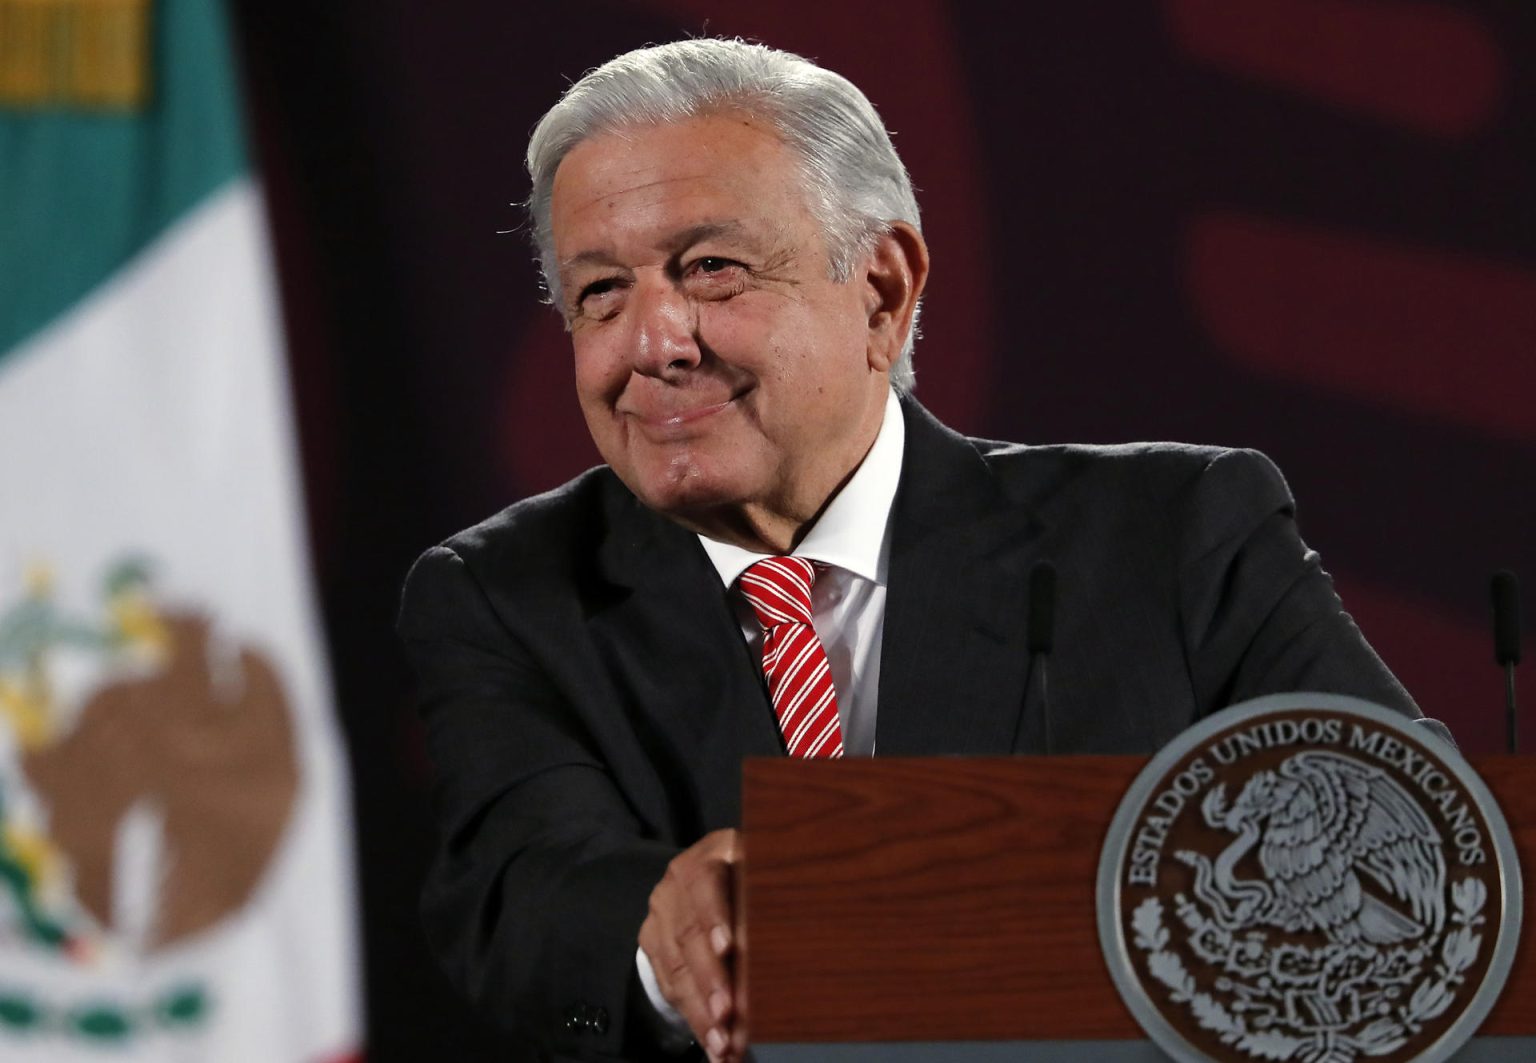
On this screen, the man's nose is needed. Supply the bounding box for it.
[628,273,701,376]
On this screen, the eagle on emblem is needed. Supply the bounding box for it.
[1180,751,1446,946]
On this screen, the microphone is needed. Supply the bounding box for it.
[1026,561,1057,753]
[1028,561,1057,657]
[1491,571,1521,753]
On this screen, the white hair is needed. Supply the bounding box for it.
[526,38,923,392]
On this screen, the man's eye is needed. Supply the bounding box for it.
[684,258,748,299]
[690,256,744,277]
[579,279,619,303]
[573,279,628,319]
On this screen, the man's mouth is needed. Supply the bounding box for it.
[621,391,747,439]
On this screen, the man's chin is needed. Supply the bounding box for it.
[635,479,740,522]
[623,461,753,527]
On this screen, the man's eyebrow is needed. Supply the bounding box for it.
[559,248,624,274]
[560,221,767,272]
[661,220,760,254]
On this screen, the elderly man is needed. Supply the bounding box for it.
[398,38,1423,1063]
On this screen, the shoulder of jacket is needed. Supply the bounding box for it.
[433,465,624,576]
[971,437,1260,476]
[965,440,1292,519]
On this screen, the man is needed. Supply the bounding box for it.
[398,38,1428,1063]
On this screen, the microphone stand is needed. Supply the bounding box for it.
[1492,570,1521,754]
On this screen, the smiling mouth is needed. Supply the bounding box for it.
[623,391,746,438]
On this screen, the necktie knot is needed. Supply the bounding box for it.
[739,556,818,630]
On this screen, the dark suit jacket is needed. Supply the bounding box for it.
[397,397,1421,1062]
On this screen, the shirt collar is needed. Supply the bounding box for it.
[697,387,904,588]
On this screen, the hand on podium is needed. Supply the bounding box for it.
[639,828,747,1062]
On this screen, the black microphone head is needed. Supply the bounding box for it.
[1491,570,1521,666]
[1028,560,1057,655]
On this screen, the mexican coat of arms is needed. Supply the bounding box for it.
[1098,694,1520,1063]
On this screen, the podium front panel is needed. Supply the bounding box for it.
[740,755,1536,1045]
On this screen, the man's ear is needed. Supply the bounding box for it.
[863,221,930,372]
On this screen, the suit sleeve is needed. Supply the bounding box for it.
[398,544,682,1061]
[1175,449,1428,724]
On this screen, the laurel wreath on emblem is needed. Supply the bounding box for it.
[1131,877,1485,1062]
[0,559,216,1042]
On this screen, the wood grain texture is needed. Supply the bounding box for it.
[740,756,1143,1042]
[1469,757,1535,1036]
[740,755,1536,1043]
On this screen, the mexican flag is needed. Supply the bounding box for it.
[0,1,361,1060]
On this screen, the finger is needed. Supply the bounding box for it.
[703,1023,731,1061]
[678,909,732,1026]
[640,912,710,1036]
[642,897,729,1048]
[690,833,738,943]
[686,868,734,958]
[643,830,744,1053]
[664,834,736,988]
[692,831,740,1043]
[641,924,717,1050]
[668,960,725,1053]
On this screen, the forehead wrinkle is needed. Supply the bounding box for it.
[559,168,717,220]
[552,121,815,283]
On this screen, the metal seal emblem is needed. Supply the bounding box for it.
[1097,694,1521,1063]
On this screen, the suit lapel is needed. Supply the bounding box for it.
[877,400,1048,755]
[588,488,782,833]
[581,395,1049,830]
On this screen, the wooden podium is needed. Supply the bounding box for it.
[738,756,1536,1058]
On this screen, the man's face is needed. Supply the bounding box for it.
[550,112,892,545]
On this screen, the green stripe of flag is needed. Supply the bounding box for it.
[0,0,248,358]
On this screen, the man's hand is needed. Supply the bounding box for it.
[639,828,744,1061]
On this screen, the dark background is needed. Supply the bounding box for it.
[227,2,1535,1058]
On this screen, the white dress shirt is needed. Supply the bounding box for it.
[636,386,906,1037]
[696,385,904,758]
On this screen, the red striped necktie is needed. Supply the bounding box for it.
[737,557,845,759]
